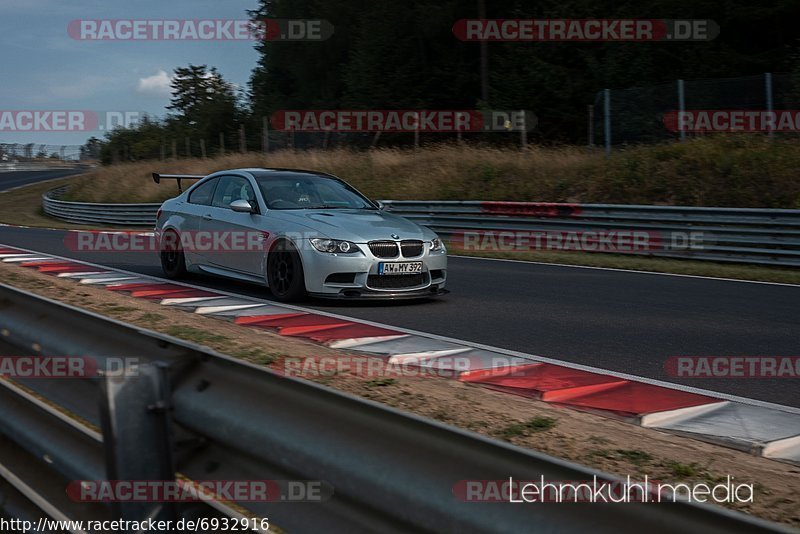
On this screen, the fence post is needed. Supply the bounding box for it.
[239,125,247,153]
[413,112,420,150]
[200,139,207,158]
[219,132,225,156]
[765,72,774,139]
[587,105,594,147]
[519,110,527,149]
[678,79,686,142]
[603,88,611,156]
[262,116,270,153]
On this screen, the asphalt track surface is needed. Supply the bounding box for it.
[0,167,87,191]
[1,170,798,407]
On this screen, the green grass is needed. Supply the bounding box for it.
[98,304,138,313]
[162,326,228,345]
[231,347,281,366]
[495,416,557,439]
[615,449,654,465]
[666,461,701,478]
[0,173,111,229]
[138,312,165,323]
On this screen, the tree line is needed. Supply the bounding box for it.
[93,0,800,163]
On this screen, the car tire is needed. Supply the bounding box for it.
[160,230,188,279]
[267,240,306,302]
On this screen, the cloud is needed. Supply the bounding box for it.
[137,70,172,96]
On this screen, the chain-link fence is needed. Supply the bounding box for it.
[102,124,503,163]
[590,72,800,152]
[0,143,86,162]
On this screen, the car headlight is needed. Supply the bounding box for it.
[310,238,360,254]
[430,238,444,251]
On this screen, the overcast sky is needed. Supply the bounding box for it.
[0,0,259,146]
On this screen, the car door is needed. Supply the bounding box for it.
[181,177,219,265]
[201,174,266,275]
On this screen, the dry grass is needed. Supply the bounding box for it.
[63,144,599,204]
[62,137,800,208]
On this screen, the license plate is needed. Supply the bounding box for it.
[379,262,423,275]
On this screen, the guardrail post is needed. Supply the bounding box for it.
[100,362,178,522]
[413,111,420,150]
[262,116,270,153]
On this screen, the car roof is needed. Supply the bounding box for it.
[231,168,339,180]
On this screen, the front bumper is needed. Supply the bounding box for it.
[309,287,449,300]
[299,241,448,300]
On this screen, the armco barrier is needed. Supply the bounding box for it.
[0,281,789,533]
[42,186,159,226]
[382,200,800,267]
[41,188,800,266]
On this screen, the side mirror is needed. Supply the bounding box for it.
[230,199,255,213]
[375,200,385,210]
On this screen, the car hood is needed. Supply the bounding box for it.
[275,209,434,242]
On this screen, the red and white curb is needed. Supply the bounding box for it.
[1,243,799,465]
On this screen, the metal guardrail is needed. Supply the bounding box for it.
[42,186,159,226]
[382,200,800,267]
[41,189,800,267]
[0,283,787,533]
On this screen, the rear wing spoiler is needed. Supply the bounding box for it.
[152,173,206,193]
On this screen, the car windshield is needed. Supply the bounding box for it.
[256,174,376,210]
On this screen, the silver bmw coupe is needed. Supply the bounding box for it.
[153,168,448,301]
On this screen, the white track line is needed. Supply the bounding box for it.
[449,254,800,288]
